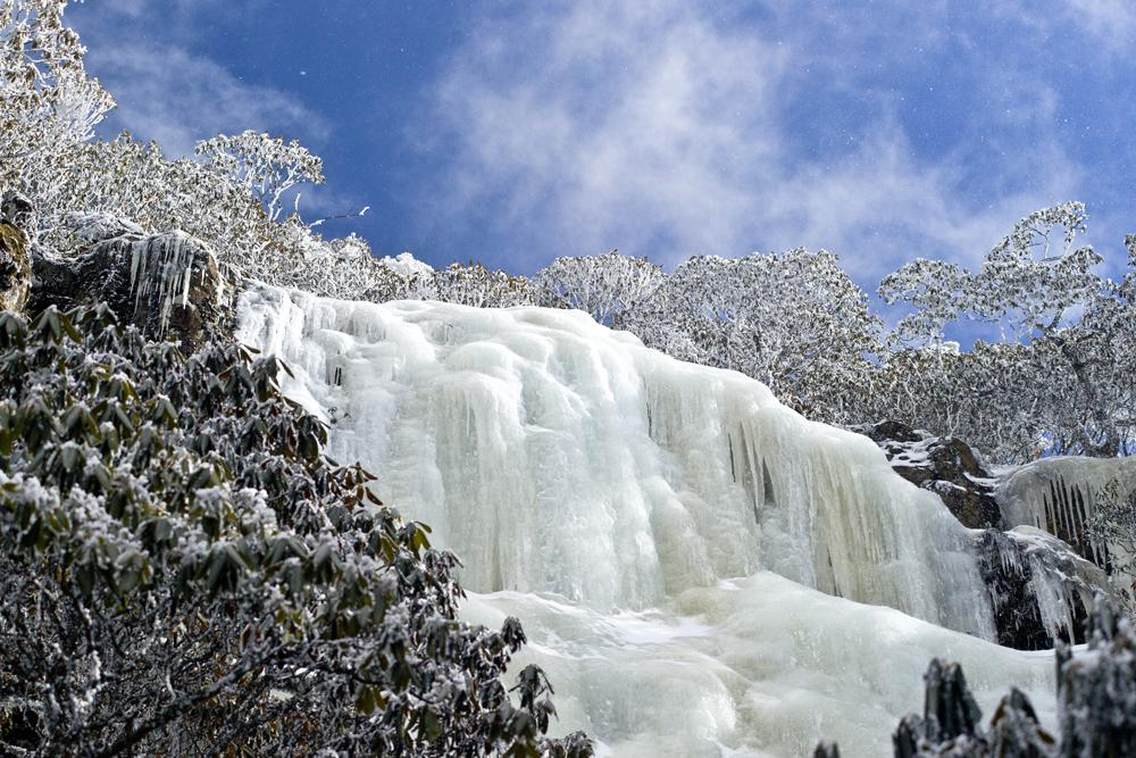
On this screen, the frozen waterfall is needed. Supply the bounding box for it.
[237,286,1056,756]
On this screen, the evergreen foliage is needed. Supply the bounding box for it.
[0,303,590,756]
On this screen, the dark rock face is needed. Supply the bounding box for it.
[29,215,234,352]
[892,659,1000,758]
[974,530,1061,650]
[853,420,1003,529]
[971,527,1120,650]
[886,658,1055,757]
[0,192,32,312]
[812,741,841,758]
[857,421,1124,651]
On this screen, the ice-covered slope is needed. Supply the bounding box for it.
[464,573,1054,757]
[236,286,1056,755]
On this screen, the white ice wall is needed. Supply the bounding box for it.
[465,572,1055,757]
[237,286,995,637]
[236,285,1063,756]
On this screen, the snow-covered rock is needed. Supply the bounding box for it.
[1057,599,1136,756]
[853,420,1002,529]
[976,526,1122,650]
[60,210,144,247]
[856,421,1124,650]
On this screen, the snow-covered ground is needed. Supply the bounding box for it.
[237,286,1057,756]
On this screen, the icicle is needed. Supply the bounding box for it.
[998,457,1136,573]
[129,241,145,290]
[181,262,192,307]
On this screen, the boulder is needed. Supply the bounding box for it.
[30,214,235,352]
[853,420,1003,529]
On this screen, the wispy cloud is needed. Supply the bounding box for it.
[426,0,1085,276]
[88,44,325,156]
[992,0,1136,51]
[71,3,324,157]
[1063,0,1136,48]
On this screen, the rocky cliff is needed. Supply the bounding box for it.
[24,210,235,352]
[858,420,1128,650]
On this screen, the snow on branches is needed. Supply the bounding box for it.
[195,130,325,222]
[0,0,114,189]
[4,0,1134,467]
[620,249,881,423]
[875,202,1131,459]
[537,249,663,325]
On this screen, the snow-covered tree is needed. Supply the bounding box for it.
[972,203,1102,338]
[876,203,1131,459]
[623,249,881,424]
[432,261,539,308]
[536,249,664,325]
[195,130,324,222]
[879,258,970,349]
[0,0,114,194]
[1087,477,1136,578]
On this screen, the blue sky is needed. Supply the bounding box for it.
[69,1,1134,287]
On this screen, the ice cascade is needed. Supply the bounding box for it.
[237,286,1057,756]
[238,287,991,631]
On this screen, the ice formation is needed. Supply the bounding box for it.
[237,286,1059,756]
[128,231,213,332]
[978,525,1118,648]
[999,456,1136,569]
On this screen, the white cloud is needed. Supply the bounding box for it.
[71,4,323,157]
[991,0,1136,51]
[428,0,1081,276]
[1064,0,1136,47]
[88,44,325,156]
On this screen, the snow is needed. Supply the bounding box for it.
[62,210,143,246]
[378,251,434,278]
[237,285,1058,756]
